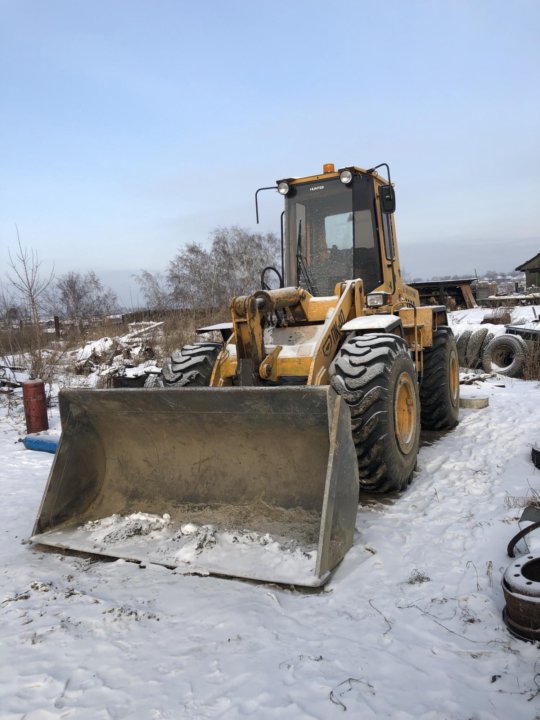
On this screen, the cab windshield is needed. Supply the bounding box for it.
[285,176,382,295]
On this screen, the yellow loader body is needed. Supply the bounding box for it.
[31,163,457,586]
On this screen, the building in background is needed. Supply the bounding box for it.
[516,253,540,290]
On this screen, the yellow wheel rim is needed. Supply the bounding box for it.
[449,349,459,407]
[394,372,417,454]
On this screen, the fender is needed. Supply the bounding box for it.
[341,314,403,335]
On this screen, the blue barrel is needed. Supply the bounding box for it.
[24,435,59,454]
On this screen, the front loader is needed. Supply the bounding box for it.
[32,163,459,586]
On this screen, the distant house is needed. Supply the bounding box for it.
[6,307,19,323]
[515,252,540,288]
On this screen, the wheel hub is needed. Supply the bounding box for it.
[394,372,417,454]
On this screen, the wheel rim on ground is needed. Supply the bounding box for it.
[394,372,417,454]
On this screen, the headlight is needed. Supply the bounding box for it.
[277,181,290,196]
[366,293,387,307]
[339,170,353,185]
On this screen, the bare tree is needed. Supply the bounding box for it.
[5,231,54,378]
[7,231,54,326]
[167,242,218,308]
[52,271,118,320]
[133,270,173,310]
[167,226,279,309]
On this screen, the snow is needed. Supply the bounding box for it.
[33,510,324,587]
[74,337,116,362]
[2,375,540,718]
[450,305,540,327]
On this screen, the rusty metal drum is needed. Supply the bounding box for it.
[22,380,49,434]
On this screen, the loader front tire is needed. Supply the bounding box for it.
[420,327,459,430]
[330,334,420,493]
[149,342,221,388]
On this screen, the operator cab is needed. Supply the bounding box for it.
[278,165,395,296]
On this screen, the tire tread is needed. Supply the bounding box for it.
[420,326,459,430]
[330,333,420,493]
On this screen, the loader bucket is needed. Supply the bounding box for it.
[31,386,359,586]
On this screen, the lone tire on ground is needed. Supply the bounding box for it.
[481,334,527,377]
[146,342,221,388]
[330,333,420,493]
[480,330,495,359]
[420,326,459,430]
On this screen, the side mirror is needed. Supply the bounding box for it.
[380,184,396,214]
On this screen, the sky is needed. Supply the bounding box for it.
[1,0,539,307]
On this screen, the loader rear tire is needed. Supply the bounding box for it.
[420,327,459,430]
[156,342,221,388]
[330,334,420,493]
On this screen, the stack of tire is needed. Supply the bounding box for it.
[454,326,527,377]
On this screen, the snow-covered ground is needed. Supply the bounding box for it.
[449,304,540,336]
[1,373,540,719]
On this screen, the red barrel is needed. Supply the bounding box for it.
[22,380,49,433]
